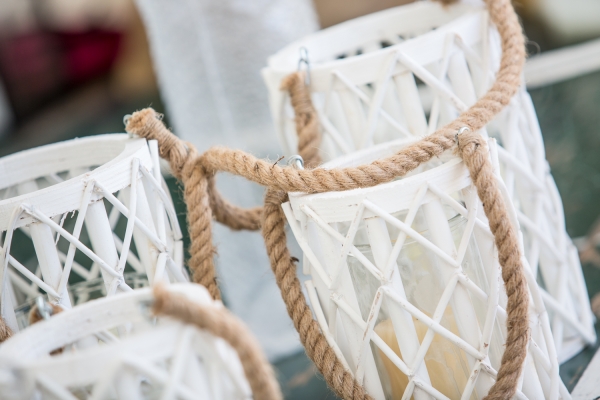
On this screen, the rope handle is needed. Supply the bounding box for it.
[125,0,528,395]
[152,284,282,400]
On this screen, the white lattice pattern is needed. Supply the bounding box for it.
[0,285,251,399]
[284,140,569,399]
[0,135,187,332]
[263,1,595,362]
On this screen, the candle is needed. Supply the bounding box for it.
[375,312,473,399]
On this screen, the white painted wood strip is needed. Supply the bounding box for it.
[572,346,600,400]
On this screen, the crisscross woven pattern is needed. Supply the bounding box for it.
[0,285,274,399]
[0,136,186,336]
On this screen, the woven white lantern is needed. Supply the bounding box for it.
[282,138,569,399]
[263,1,596,362]
[0,284,252,399]
[0,134,187,333]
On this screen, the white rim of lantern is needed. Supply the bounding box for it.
[0,134,187,333]
[283,138,570,399]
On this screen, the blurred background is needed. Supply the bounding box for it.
[0,0,599,398]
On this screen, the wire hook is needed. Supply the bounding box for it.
[35,297,54,321]
[297,47,311,86]
[287,155,305,170]
[456,126,470,146]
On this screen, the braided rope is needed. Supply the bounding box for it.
[0,321,12,343]
[125,0,528,397]
[280,72,322,168]
[128,120,221,299]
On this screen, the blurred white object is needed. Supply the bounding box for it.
[0,284,252,399]
[0,0,35,33]
[40,0,132,30]
[525,37,600,89]
[263,1,596,363]
[572,347,600,399]
[134,0,319,361]
[534,0,600,42]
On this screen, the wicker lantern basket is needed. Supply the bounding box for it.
[263,0,595,362]
[0,284,265,399]
[282,138,569,399]
[0,135,187,333]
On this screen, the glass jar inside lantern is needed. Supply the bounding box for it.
[283,139,568,399]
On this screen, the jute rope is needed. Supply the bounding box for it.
[280,72,322,168]
[133,0,525,398]
[0,321,12,343]
[152,284,282,400]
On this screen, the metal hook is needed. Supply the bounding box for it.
[287,155,305,170]
[138,298,158,324]
[297,47,311,86]
[123,114,134,138]
[35,297,54,321]
[456,126,470,145]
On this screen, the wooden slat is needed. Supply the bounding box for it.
[572,346,600,399]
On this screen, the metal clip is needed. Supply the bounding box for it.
[287,155,305,170]
[35,297,54,321]
[297,47,311,86]
[138,298,158,325]
[456,126,470,145]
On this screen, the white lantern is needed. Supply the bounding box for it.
[0,135,187,333]
[0,284,252,399]
[263,1,596,362]
[282,138,569,399]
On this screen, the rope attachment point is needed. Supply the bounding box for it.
[152,284,283,400]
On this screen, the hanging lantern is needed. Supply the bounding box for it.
[282,138,569,399]
[263,0,595,362]
[0,284,276,399]
[0,135,187,333]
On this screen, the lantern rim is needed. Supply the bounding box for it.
[287,138,468,223]
[263,3,485,89]
[0,283,213,361]
[0,134,154,231]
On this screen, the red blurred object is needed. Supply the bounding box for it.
[0,29,122,121]
[57,30,122,85]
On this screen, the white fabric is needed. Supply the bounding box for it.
[135,0,319,361]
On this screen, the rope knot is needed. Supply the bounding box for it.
[457,130,486,157]
[125,109,194,180]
